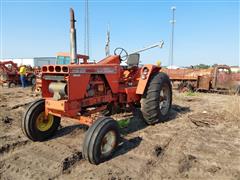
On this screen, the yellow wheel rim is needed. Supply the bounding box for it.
[36,112,54,132]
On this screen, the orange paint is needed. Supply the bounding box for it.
[41,54,162,127]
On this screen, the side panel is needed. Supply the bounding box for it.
[197,76,211,90]
[136,65,160,94]
[68,74,90,100]
[104,71,120,93]
[69,64,120,94]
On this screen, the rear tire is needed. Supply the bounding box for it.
[22,99,60,141]
[140,72,172,125]
[82,117,120,165]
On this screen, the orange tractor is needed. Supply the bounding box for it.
[22,8,172,164]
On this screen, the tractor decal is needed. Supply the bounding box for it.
[70,67,117,74]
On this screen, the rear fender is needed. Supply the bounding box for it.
[136,65,161,94]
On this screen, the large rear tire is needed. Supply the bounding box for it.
[82,117,120,165]
[140,72,172,125]
[22,99,60,141]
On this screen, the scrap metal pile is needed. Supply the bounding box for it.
[162,65,240,94]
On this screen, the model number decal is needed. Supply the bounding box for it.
[70,67,117,74]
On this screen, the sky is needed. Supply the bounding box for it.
[0,0,239,67]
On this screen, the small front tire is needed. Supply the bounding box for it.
[8,82,16,88]
[22,99,60,141]
[82,117,120,165]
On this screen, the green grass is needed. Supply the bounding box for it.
[185,91,198,96]
[117,118,131,128]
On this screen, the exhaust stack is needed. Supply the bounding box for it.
[70,8,77,64]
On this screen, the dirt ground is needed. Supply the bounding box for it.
[0,87,239,180]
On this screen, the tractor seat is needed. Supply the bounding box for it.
[126,53,140,68]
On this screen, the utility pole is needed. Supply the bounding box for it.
[169,6,176,67]
[105,24,110,56]
[0,0,3,60]
[84,0,90,56]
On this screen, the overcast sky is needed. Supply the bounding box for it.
[0,0,239,66]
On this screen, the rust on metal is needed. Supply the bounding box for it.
[162,65,240,92]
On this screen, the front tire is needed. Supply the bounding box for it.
[235,85,240,95]
[8,82,16,88]
[140,72,172,125]
[31,77,36,86]
[22,99,60,141]
[82,117,120,165]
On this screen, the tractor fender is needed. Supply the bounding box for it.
[136,65,161,94]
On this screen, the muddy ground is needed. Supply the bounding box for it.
[0,87,239,180]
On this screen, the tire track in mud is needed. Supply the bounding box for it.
[0,138,84,180]
[61,151,83,173]
[10,102,32,110]
[48,151,84,180]
[137,127,191,179]
[0,129,86,179]
[141,134,175,170]
[0,139,30,155]
[0,106,86,180]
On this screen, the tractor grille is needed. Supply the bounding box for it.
[42,65,69,73]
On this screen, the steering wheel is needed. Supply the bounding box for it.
[114,48,128,61]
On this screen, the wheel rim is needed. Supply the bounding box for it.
[9,83,15,88]
[36,112,54,132]
[159,84,171,116]
[100,131,117,155]
[36,87,41,93]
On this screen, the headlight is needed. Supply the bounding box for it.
[141,67,149,79]
[143,68,149,75]
[141,74,147,80]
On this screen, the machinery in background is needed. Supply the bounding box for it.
[0,61,35,87]
[162,65,240,94]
